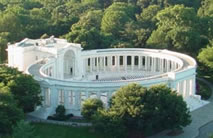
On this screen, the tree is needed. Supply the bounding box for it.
[107,83,191,135]
[147,5,205,54]
[0,65,42,113]
[7,74,42,113]
[66,10,108,49]
[12,120,40,138]
[0,32,8,63]
[122,5,162,48]
[0,6,26,42]
[0,86,24,134]
[101,2,136,38]
[147,85,191,131]
[138,5,161,29]
[198,41,213,69]
[81,98,103,120]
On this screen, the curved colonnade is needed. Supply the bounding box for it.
[26,48,203,119]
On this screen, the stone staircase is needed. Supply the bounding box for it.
[185,95,209,111]
[28,106,55,119]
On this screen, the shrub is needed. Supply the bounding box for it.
[12,120,40,138]
[81,98,103,120]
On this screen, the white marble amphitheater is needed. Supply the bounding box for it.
[7,36,207,119]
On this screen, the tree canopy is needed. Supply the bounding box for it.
[0,65,42,113]
[0,0,212,64]
[198,41,213,69]
[147,5,205,53]
[92,83,191,137]
[0,86,24,134]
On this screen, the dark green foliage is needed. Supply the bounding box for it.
[0,65,42,113]
[8,74,42,113]
[136,0,200,9]
[0,87,24,134]
[56,105,66,117]
[33,123,110,138]
[93,83,191,136]
[81,98,103,120]
[92,110,126,138]
[146,85,191,131]
[196,80,212,100]
[0,0,210,63]
[101,2,136,38]
[12,120,40,138]
[147,5,206,54]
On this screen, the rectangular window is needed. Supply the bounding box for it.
[135,56,138,65]
[49,67,52,77]
[127,56,131,65]
[88,58,90,66]
[120,56,123,65]
[112,56,115,66]
[81,92,86,103]
[95,58,97,66]
[58,89,64,105]
[169,60,172,69]
[105,57,108,66]
[142,56,145,66]
[98,57,100,66]
[68,91,75,105]
[44,88,51,106]
[163,59,166,68]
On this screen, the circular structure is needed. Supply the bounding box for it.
[7,37,206,119]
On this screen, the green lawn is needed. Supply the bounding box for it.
[32,123,107,138]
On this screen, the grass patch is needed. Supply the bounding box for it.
[32,123,108,138]
[197,79,212,100]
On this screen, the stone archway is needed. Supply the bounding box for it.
[64,50,75,79]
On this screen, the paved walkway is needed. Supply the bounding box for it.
[150,78,213,138]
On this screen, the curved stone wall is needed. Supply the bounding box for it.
[27,48,202,119]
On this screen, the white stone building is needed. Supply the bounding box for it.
[7,36,207,119]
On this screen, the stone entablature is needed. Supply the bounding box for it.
[7,36,207,119]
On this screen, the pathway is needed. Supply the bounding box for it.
[149,78,213,138]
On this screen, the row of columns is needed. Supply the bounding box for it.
[44,66,53,77]
[176,76,196,98]
[85,55,179,74]
[43,87,114,109]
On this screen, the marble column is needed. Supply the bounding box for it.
[64,90,69,108]
[124,55,127,72]
[103,56,106,71]
[75,91,81,109]
[50,87,58,108]
[167,60,170,72]
[138,56,141,70]
[131,55,134,71]
[117,56,120,71]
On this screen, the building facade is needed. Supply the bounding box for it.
[7,36,207,119]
